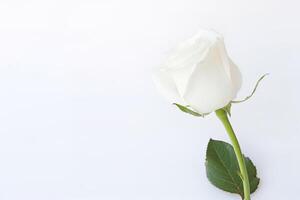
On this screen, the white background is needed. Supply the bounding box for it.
[0,0,299,199]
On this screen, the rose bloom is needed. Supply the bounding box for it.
[153,30,242,114]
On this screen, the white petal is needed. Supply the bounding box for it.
[183,41,236,113]
[152,69,184,105]
[153,29,242,113]
[217,39,243,95]
[164,30,221,97]
[229,59,242,97]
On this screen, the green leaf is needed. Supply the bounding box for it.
[205,139,260,198]
[173,103,204,117]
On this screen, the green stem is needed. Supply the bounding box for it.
[215,109,251,200]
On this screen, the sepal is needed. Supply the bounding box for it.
[173,103,207,117]
[231,73,269,104]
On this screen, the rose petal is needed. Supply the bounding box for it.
[152,69,185,105]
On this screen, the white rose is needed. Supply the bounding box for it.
[153,29,242,114]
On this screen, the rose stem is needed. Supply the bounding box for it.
[215,109,251,200]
